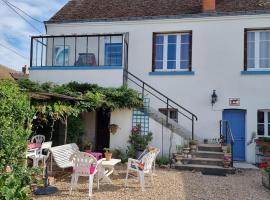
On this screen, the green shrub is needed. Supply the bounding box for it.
[156,156,170,166]
[0,80,33,199]
[113,146,136,163]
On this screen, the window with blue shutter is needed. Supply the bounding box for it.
[105,43,123,66]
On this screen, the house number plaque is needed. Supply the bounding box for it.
[229,98,240,106]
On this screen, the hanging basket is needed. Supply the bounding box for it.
[109,124,119,135]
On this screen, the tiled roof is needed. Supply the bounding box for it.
[48,0,270,23]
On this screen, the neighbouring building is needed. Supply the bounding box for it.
[29,0,270,163]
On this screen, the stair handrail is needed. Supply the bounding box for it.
[219,120,235,167]
[124,69,198,139]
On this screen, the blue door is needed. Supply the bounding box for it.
[222,109,246,161]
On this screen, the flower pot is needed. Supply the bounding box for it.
[262,170,270,189]
[223,160,231,168]
[109,124,119,134]
[104,152,112,161]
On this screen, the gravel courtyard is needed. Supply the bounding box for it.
[34,167,270,200]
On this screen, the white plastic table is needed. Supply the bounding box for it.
[98,158,121,183]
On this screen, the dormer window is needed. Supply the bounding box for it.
[152,32,192,72]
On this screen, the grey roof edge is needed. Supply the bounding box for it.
[45,9,270,25]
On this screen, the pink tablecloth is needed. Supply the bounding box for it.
[85,151,103,160]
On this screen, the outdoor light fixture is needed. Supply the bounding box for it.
[211,90,218,106]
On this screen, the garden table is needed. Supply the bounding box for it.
[98,158,121,184]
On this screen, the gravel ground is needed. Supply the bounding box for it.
[34,166,270,200]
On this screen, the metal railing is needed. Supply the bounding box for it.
[220,120,235,167]
[124,69,198,140]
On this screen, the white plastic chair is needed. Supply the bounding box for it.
[138,148,160,174]
[125,150,157,191]
[28,142,52,174]
[69,152,101,197]
[31,135,45,144]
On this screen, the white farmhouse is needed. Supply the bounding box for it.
[29,0,270,166]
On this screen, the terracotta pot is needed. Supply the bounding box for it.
[104,152,112,161]
[109,124,119,134]
[223,160,231,168]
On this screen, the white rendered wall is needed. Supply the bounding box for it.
[29,69,123,87]
[109,109,184,156]
[31,14,270,163]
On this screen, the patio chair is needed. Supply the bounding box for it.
[31,135,45,144]
[50,143,79,170]
[138,147,160,174]
[125,150,157,192]
[28,142,52,175]
[69,152,102,197]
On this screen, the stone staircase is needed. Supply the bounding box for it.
[175,144,236,175]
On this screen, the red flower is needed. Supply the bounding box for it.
[259,163,268,168]
[267,158,270,162]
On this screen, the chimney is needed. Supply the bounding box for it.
[202,0,216,12]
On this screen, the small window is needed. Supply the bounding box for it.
[153,32,192,72]
[159,108,178,122]
[245,30,270,70]
[105,43,123,66]
[257,110,270,137]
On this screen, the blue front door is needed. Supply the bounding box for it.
[222,109,246,161]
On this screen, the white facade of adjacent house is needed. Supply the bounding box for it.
[29,13,270,163]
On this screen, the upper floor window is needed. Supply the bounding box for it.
[153,32,192,72]
[257,110,270,137]
[245,30,270,70]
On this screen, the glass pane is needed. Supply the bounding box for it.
[269,124,270,136]
[180,61,189,69]
[155,45,163,61]
[247,59,255,68]
[167,44,176,60]
[181,43,189,61]
[260,59,270,68]
[87,37,99,66]
[247,42,255,59]
[105,43,122,66]
[155,35,164,44]
[181,34,190,43]
[75,37,87,66]
[247,32,255,42]
[260,32,270,41]
[258,111,264,123]
[168,35,176,43]
[258,124,264,135]
[268,112,270,123]
[155,61,163,69]
[260,41,270,59]
[167,61,176,69]
[53,37,70,66]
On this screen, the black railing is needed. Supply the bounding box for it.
[220,120,235,167]
[30,34,124,68]
[124,69,198,140]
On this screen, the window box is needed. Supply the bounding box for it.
[152,31,192,73]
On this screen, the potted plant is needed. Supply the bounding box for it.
[83,141,92,154]
[104,148,113,161]
[256,137,270,146]
[260,158,270,190]
[223,145,232,168]
[128,125,153,159]
[189,140,197,151]
[109,124,119,135]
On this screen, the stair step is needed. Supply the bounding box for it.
[175,163,236,175]
[198,144,222,152]
[196,151,224,159]
[181,157,224,166]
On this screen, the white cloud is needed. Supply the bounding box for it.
[0,0,68,70]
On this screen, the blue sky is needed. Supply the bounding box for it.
[0,0,69,70]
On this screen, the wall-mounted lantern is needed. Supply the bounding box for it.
[211,90,218,106]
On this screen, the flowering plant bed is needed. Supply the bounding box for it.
[259,158,270,189]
